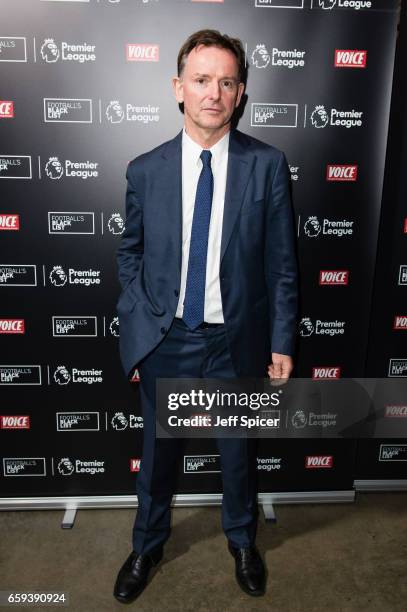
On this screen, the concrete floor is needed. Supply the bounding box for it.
[1,492,406,612]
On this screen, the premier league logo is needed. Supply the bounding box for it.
[251,44,270,69]
[45,157,63,180]
[304,216,321,238]
[54,365,71,385]
[310,105,329,128]
[106,100,125,123]
[41,38,60,63]
[49,265,67,287]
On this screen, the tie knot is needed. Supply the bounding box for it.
[200,149,212,168]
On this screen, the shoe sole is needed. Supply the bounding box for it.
[235,572,265,597]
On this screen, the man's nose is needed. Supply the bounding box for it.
[207,81,221,100]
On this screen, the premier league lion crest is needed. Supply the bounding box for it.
[310,105,329,128]
[109,316,120,337]
[111,412,128,431]
[291,410,307,429]
[251,44,270,69]
[108,213,125,235]
[49,265,68,287]
[299,317,314,337]
[45,157,64,180]
[318,0,336,9]
[106,100,125,123]
[58,458,74,475]
[41,38,60,63]
[304,216,321,238]
[54,365,71,385]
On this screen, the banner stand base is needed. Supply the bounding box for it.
[0,490,355,528]
[354,479,407,491]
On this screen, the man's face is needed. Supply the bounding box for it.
[173,45,244,133]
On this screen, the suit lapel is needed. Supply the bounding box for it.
[161,130,183,276]
[220,130,256,264]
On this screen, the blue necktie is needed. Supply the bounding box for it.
[182,149,214,330]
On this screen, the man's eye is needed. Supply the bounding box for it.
[196,78,206,85]
[222,81,234,89]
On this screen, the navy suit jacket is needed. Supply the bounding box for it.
[116,129,298,380]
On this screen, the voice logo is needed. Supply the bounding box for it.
[126,44,159,62]
[0,415,30,429]
[0,319,25,334]
[130,458,141,472]
[0,214,20,230]
[0,101,14,118]
[305,455,333,469]
[319,270,349,285]
[394,316,407,330]
[385,405,407,418]
[334,49,367,68]
[312,367,341,379]
[326,164,358,181]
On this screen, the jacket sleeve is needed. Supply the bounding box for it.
[116,162,144,291]
[265,151,298,357]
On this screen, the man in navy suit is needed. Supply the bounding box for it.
[114,30,298,603]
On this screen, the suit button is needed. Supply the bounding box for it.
[174,289,179,297]
[160,326,167,334]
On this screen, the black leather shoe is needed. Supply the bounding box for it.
[228,541,266,596]
[113,547,163,604]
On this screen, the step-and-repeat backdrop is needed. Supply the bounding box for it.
[0,0,402,501]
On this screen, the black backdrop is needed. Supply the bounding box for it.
[0,0,404,504]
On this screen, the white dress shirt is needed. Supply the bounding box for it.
[175,127,229,323]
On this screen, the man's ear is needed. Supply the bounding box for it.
[172,76,184,104]
[235,82,245,109]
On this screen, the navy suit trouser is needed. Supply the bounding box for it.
[132,317,259,556]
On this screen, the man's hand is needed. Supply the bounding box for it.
[268,353,293,380]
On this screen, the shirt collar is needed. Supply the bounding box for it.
[182,127,230,167]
